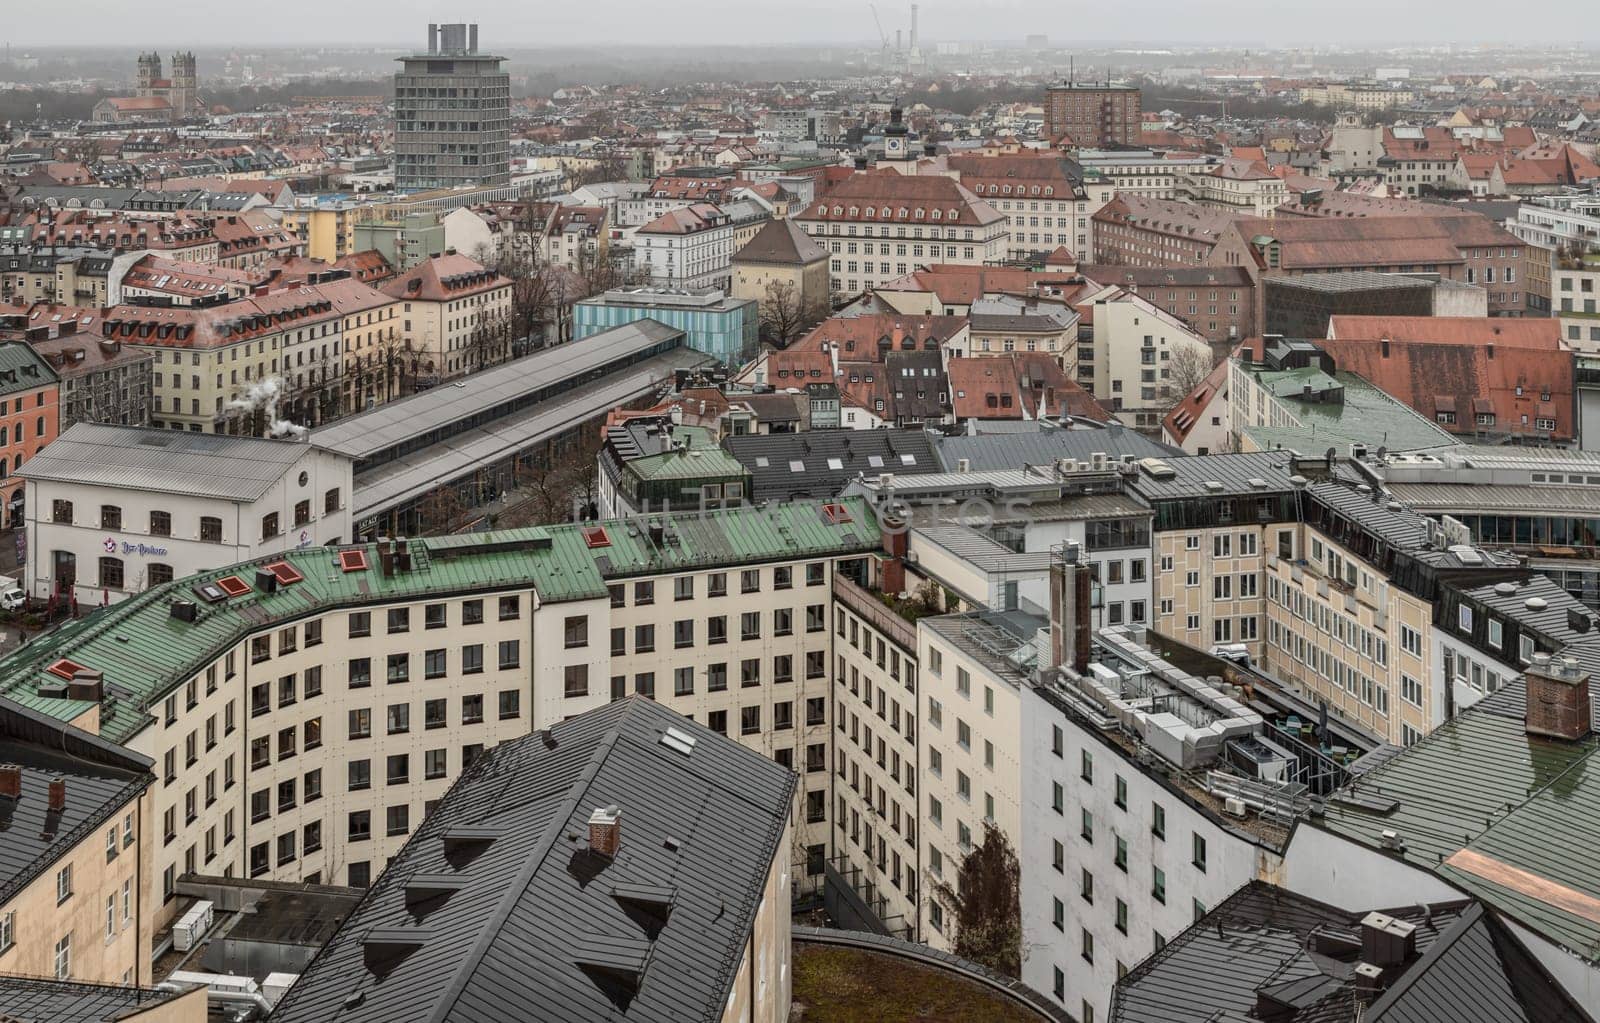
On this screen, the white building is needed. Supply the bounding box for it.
[1080,287,1216,431]
[633,203,739,291]
[17,424,352,604]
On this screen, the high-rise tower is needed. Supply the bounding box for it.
[393,23,510,193]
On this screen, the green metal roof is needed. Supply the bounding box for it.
[0,343,59,397]
[626,426,748,482]
[1315,695,1600,964]
[1244,369,1457,455]
[0,499,881,746]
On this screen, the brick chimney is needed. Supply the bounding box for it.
[47,776,67,812]
[588,805,622,857]
[0,764,20,801]
[1525,653,1592,741]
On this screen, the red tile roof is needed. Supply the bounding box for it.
[379,253,510,303]
[797,171,1003,228]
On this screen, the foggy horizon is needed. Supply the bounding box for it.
[8,0,1600,50]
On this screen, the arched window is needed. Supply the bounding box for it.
[99,557,124,590]
[149,564,174,587]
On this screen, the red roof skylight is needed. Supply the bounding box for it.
[216,575,251,598]
[339,549,369,573]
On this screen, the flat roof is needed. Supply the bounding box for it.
[313,319,686,463]
[18,424,329,502]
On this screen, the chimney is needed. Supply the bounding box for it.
[48,776,67,812]
[396,536,412,572]
[0,764,20,801]
[1486,343,1495,360]
[1050,544,1093,675]
[378,536,395,577]
[1360,911,1417,967]
[428,23,439,54]
[1524,653,1593,742]
[880,511,907,595]
[588,805,622,857]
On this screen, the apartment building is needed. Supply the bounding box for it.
[1090,195,1236,268]
[380,252,513,385]
[0,500,880,933]
[1127,450,1519,748]
[633,203,740,291]
[1044,83,1142,147]
[18,425,352,605]
[943,155,1097,257]
[393,23,511,192]
[1080,266,1256,347]
[1077,287,1216,430]
[0,342,61,528]
[795,172,1006,297]
[1021,625,1289,1023]
[1554,249,1600,354]
[0,698,156,987]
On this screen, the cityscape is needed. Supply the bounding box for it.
[3,9,1600,1022]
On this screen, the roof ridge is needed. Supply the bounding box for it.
[1360,902,1485,1020]
[426,699,642,1023]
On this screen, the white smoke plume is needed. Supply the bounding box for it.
[227,377,309,439]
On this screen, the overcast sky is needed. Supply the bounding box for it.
[11,0,1598,49]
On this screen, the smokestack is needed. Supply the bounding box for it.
[910,3,919,50]
[0,764,20,801]
[1525,653,1593,742]
[48,776,67,812]
[588,805,621,857]
[428,23,439,54]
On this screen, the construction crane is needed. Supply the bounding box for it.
[867,3,891,57]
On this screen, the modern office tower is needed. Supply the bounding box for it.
[394,22,510,192]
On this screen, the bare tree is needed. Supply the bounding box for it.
[931,822,1022,978]
[758,278,807,348]
[1160,343,1214,413]
[565,154,627,190]
[418,485,471,535]
[461,307,513,376]
[500,429,605,527]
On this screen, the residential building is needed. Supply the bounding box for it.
[0,698,155,986]
[0,343,61,529]
[574,286,758,366]
[795,172,1006,297]
[267,698,795,1023]
[379,252,513,386]
[633,203,740,291]
[0,306,154,431]
[0,499,879,930]
[1554,249,1600,354]
[1079,266,1257,347]
[18,424,352,605]
[1078,287,1215,430]
[1044,82,1142,147]
[393,23,510,192]
[596,420,751,518]
[352,213,448,274]
[1090,196,1237,269]
[1507,193,1600,314]
[943,155,1096,257]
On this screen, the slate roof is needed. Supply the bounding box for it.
[0,697,152,908]
[268,697,795,1023]
[929,427,1178,471]
[17,424,326,501]
[1109,881,1590,1023]
[724,428,937,501]
[0,342,59,397]
[0,976,193,1023]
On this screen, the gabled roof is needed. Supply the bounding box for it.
[379,253,509,303]
[268,697,795,1023]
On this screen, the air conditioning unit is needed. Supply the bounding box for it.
[1223,796,1248,818]
[172,900,215,952]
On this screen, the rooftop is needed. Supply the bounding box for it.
[17,424,331,502]
[0,500,881,745]
[1110,881,1589,1023]
[1239,362,1459,455]
[723,428,938,502]
[269,697,794,1023]
[0,976,198,1023]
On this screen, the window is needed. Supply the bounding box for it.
[563,664,589,698]
[741,569,760,593]
[261,512,280,540]
[56,864,73,904]
[1153,866,1166,903]
[741,706,761,735]
[55,934,70,980]
[498,595,520,620]
[498,690,521,720]
[348,611,371,638]
[99,556,124,590]
[462,599,484,624]
[462,694,484,724]
[386,703,410,735]
[1152,802,1166,840]
[564,615,588,648]
[498,640,520,669]
[200,516,222,542]
[149,510,172,536]
[348,708,371,740]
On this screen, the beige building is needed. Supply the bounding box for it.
[794,172,1007,298]
[731,219,832,335]
[0,701,156,987]
[380,252,513,385]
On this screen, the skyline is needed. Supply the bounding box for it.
[9,0,1600,50]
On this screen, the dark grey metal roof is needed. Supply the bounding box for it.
[1264,271,1435,295]
[18,423,326,502]
[1110,881,1589,1023]
[0,697,152,908]
[0,976,192,1022]
[724,428,938,502]
[269,697,795,1023]
[931,427,1178,474]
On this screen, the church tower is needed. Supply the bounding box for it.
[883,102,911,162]
[169,52,197,117]
[136,52,162,99]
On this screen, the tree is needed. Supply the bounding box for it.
[1160,343,1214,414]
[418,485,472,535]
[932,821,1022,978]
[565,155,627,190]
[500,428,605,527]
[758,277,807,348]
